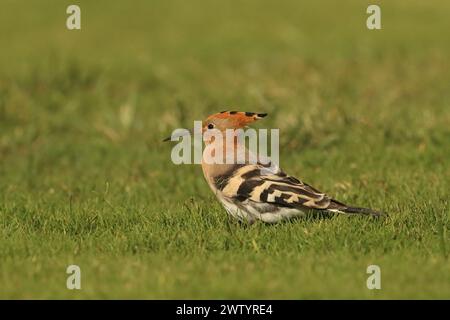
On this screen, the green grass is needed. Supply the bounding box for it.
[0,0,449,299]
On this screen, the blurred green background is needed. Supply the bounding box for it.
[0,0,449,299]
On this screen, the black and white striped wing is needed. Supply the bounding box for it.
[220,164,345,212]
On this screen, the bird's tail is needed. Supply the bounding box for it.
[328,200,385,217]
[340,206,384,217]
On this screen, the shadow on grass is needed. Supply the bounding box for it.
[225,209,389,229]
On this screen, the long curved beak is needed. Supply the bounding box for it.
[163,129,194,142]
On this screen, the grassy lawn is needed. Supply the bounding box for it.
[0,0,449,299]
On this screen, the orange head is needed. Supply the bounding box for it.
[202,111,267,133]
[163,110,267,142]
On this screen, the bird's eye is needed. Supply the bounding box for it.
[207,123,214,129]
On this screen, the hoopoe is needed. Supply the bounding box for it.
[165,111,382,223]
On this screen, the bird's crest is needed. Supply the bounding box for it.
[205,111,267,129]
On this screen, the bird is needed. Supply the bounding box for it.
[165,110,383,223]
